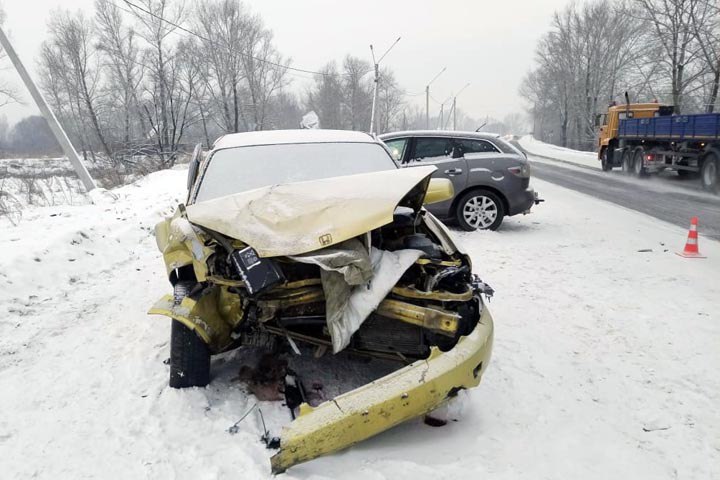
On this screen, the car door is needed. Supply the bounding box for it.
[406,136,468,218]
[454,137,505,186]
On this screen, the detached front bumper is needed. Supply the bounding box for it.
[270,307,494,473]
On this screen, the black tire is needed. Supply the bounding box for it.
[455,189,505,231]
[601,148,613,171]
[169,281,210,388]
[633,149,647,177]
[701,154,719,193]
[621,150,632,174]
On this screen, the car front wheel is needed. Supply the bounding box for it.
[456,190,505,231]
[169,281,211,388]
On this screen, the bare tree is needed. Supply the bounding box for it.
[521,0,646,149]
[0,2,21,108]
[691,0,720,111]
[128,0,191,164]
[237,10,288,131]
[192,0,248,133]
[634,0,708,113]
[40,10,114,159]
[95,0,146,146]
[374,68,404,133]
[340,55,372,130]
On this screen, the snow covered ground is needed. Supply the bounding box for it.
[519,135,601,170]
[1,168,718,479]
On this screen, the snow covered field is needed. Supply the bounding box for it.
[519,135,600,170]
[1,168,718,479]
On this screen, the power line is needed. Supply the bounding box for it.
[119,0,362,78]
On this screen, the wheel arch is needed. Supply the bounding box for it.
[701,147,720,167]
[451,185,509,218]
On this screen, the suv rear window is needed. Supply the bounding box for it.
[456,139,499,154]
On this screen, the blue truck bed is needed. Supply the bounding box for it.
[619,113,720,141]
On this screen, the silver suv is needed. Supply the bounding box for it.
[379,131,541,230]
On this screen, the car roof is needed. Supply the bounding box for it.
[379,130,502,141]
[212,129,377,150]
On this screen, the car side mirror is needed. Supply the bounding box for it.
[186,143,203,191]
[424,178,454,205]
[594,114,601,127]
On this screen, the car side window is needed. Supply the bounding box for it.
[409,138,454,163]
[456,139,499,155]
[384,138,408,162]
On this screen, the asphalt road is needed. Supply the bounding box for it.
[525,155,720,240]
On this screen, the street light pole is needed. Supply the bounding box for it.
[425,85,430,129]
[425,67,446,129]
[369,37,401,134]
[0,26,96,192]
[451,82,471,130]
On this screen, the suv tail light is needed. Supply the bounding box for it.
[508,163,531,178]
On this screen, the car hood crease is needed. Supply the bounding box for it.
[185,166,437,257]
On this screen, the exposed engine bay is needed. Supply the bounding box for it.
[188,205,491,366]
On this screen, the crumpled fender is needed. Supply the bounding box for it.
[147,287,233,353]
[154,209,212,281]
[270,306,494,473]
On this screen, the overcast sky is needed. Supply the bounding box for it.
[2,0,569,125]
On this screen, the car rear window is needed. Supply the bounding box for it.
[490,137,524,155]
[456,139,499,154]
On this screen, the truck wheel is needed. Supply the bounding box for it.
[701,154,719,193]
[169,281,210,388]
[621,151,632,174]
[633,149,647,177]
[601,148,612,171]
[456,189,505,231]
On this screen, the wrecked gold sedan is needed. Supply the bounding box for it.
[149,130,494,473]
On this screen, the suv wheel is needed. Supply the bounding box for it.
[456,190,505,231]
[169,281,210,388]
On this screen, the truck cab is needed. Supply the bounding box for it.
[597,103,662,170]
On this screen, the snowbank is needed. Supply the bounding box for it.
[519,135,601,170]
[1,170,718,479]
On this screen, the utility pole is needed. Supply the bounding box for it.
[438,95,452,129]
[452,97,457,130]
[425,67,446,129]
[0,26,96,192]
[451,83,470,131]
[369,37,401,135]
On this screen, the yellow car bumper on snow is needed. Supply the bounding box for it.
[270,306,494,473]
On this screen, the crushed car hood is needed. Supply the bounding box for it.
[185,166,436,257]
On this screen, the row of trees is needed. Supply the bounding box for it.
[28,0,416,164]
[521,0,720,151]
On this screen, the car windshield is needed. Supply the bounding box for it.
[194,141,397,203]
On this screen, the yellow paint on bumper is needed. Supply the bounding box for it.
[270,307,494,473]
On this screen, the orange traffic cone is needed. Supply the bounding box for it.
[677,217,706,258]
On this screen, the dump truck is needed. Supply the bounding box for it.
[596,101,719,192]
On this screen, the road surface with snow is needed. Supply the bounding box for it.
[1,167,718,479]
[515,137,720,240]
